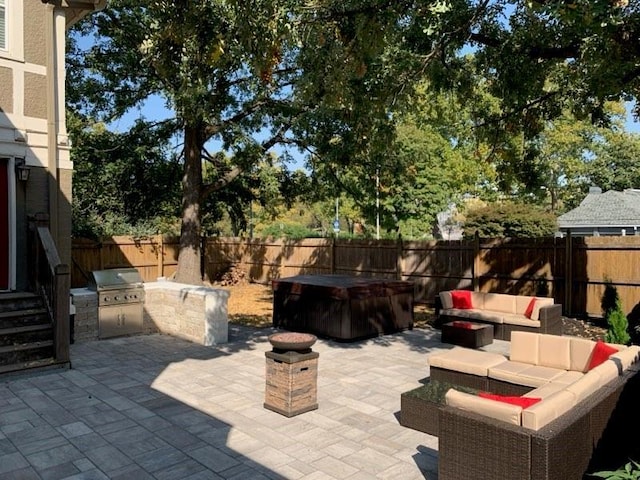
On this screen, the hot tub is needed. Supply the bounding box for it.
[272,274,414,341]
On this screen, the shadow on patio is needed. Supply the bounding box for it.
[0,325,446,479]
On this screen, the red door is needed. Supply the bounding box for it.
[0,159,8,290]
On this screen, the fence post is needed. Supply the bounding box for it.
[200,236,206,282]
[565,230,572,317]
[473,233,480,291]
[157,234,164,279]
[99,239,104,270]
[330,237,336,274]
[396,235,403,280]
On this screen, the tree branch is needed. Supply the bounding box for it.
[200,126,290,199]
[469,32,580,60]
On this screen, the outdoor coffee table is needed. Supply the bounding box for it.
[441,321,493,348]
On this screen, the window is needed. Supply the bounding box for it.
[0,0,5,51]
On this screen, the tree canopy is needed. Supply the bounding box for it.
[67,0,640,274]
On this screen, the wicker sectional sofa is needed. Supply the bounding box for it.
[435,290,563,340]
[428,332,640,480]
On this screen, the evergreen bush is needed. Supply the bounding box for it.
[605,298,631,346]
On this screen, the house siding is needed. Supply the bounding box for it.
[0,67,13,113]
[24,72,47,119]
[25,166,49,215]
[24,1,47,66]
[58,167,72,265]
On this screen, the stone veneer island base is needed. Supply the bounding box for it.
[143,279,229,345]
[71,279,229,346]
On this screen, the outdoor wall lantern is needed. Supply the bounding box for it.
[15,158,30,182]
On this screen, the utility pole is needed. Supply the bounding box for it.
[376,168,380,240]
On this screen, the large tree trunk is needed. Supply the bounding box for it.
[174,124,204,285]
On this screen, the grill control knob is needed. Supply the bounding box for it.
[114,296,121,301]
[104,296,110,302]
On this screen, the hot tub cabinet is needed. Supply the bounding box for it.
[272,274,414,341]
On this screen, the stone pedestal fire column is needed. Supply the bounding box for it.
[264,332,319,417]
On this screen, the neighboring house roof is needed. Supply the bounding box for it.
[558,187,640,229]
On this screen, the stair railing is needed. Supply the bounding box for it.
[28,213,70,364]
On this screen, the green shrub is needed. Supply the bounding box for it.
[258,222,320,239]
[605,298,631,345]
[590,459,640,479]
[462,201,557,238]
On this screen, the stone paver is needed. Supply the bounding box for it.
[0,325,511,479]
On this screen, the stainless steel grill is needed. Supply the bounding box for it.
[88,268,145,339]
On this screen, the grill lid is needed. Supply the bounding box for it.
[88,268,144,290]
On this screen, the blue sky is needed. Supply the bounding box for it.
[108,95,640,174]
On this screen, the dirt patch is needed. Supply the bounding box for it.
[218,282,607,340]
[214,282,274,328]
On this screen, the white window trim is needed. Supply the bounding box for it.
[0,0,6,52]
[0,0,23,62]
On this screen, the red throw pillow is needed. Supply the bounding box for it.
[524,298,536,319]
[479,392,541,409]
[451,290,473,309]
[588,340,618,370]
[452,321,474,329]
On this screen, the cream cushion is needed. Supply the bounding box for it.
[470,292,485,309]
[464,310,504,324]
[445,389,522,426]
[569,337,596,372]
[489,362,566,388]
[442,309,505,324]
[502,314,540,328]
[521,390,576,430]
[510,331,539,364]
[553,370,584,385]
[515,295,536,315]
[524,382,567,399]
[483,293,517,314]
[538,335,571,370]
[428,347,507,377]
[531,297,554,321]
[610,345,640,371]
[565,370,602,403]
[590,358,622,384]
[439,291,453,309]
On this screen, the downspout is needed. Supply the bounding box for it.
[45,3,58,240]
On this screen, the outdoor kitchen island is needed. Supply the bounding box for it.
[272,274,414,341]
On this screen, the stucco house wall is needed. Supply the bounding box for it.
[1,1,104,292]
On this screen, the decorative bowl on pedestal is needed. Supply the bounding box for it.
[268,332,317,352]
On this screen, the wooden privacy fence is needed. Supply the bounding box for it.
[71,235,640,320]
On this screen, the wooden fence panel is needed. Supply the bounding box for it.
[71,234,640,320]
[403,240,475,303]
[244,238,333,282]
[204,237,248,281]
[477,237,563,300]
[334,239,398,277]
[570,236,640,318]
[70,238,102,288]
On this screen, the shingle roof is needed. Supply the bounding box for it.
[558,188,640,228]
